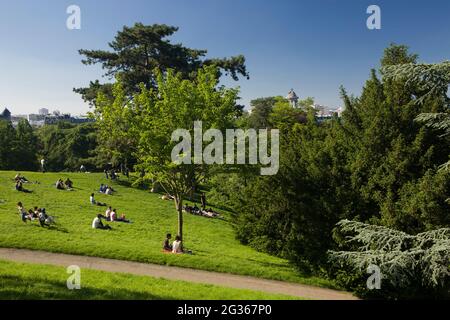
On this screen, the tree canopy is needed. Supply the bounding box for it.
[74,23,249,104]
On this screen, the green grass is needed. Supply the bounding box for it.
[0,259,299,299]
[0,171,336,289]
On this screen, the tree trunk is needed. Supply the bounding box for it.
[175,195,183,241]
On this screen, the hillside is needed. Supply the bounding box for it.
[0,171,336,288]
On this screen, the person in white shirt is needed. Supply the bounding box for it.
[105,207,112,220]
[92,216,101,229]
[172,235,183,254]
[40,159,46,173]
[110,209,117,221]
[92,214,111,230]
[90,194,96,205]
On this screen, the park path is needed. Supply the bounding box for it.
[0,248,358,300]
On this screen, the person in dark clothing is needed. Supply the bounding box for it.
[201,193,206,210]
[163,233,172,251]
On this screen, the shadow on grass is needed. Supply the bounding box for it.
[0,275,164,300]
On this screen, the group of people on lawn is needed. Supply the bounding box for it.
[56,178,73,190]
[17,202,54,227]
[91,206,130,226]
[99,184,114,195]
[13,171,210,256]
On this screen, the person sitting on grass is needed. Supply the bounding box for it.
[92,214,111,230]
[15,180,23,191]
[163,233,172,252]
[64,178,73,189]
[56,179,65,190]
[99,184,106,193]
[105,186,113,195]
[90,193,106,206]
[38,208,50,227]
[172,235,183,254]
[105,206,112,221]
[17,202,30,223]
[15,181,31,193]
[27,209,37,220]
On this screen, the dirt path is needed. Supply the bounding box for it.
[0,248,358,300]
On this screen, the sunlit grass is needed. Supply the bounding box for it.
[0,259,300,300]
[0,171,336,288]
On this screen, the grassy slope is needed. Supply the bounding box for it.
[0,171,336,288]
[0,259,299,300]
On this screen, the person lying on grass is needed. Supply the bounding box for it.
[90,193,107,206]
[161,194,174,201]
[14,173,29,183]
[92,214,111,230]
[183,204,222,219]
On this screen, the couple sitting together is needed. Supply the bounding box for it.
[56,178,73,190]
[99,184,114,195]
[163,233,184,254]
[102,206,130,223]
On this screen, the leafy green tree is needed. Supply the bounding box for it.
[14,119,38,171]
[99,66,240,241]
[248,97,277,128]
[37,122,99,172]
[213,44,449,278]
[0,120,18,170]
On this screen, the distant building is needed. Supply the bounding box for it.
[11,115,28,127]
[0,108,11,121]
[286,89,299,108]
[44,113,94,125]
[38,108,49,115]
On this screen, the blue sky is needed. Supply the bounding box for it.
[0,0,449,115]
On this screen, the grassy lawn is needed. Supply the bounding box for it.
[0,259,299,299]
[0,171,336,288]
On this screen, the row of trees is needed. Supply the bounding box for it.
[208,45,449,298]
[78,25,448,298]
[4,21,446,298]
[0,120,101,172]
[0,119,38,171]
